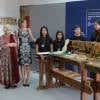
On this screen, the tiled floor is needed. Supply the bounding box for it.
[0,72,93,100]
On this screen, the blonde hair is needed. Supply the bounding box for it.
[3,24,12,32]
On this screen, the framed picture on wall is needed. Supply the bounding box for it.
[0,17,17,25]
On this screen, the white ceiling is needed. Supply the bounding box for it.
[20,0,85,5]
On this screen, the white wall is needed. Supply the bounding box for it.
[0,0,20,17]
[20,0,85,5]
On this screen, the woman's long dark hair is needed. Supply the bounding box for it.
[55,30,65,43]
[40,26,49,37]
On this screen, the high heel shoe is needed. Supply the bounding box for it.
[25,84,30,87]
[22,80,27,87]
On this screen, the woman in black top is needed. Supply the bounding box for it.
[53,31,65,51]
[36,26,53,53]
[35,26,53,87]
[91,20,100,42]
[53,31,65,69]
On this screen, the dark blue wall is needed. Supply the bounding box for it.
[66,0,100,40]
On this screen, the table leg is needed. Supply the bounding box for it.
[38,58,44,89]
[81,64,87,100]
[45,57,53,87]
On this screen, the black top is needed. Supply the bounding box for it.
[91,31,100,42]
[71,35,86,41]
[35,36,53,52]
[53,40,64,51]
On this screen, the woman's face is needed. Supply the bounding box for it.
[4,29,12,34]
[42,28,47,37]
[94,22,100,31]
[74,27,81,36]
[57,32,63,40]
[21,20,27,28]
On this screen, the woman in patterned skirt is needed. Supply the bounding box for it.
[0,24,19,89]
[17,19,35,86]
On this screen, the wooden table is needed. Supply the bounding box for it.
[37,53,100,100]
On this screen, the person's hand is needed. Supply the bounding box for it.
[5,43,16,47]
[4,43,10,47]
[4,43,12,47]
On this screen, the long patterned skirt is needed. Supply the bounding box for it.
[0,47,19,85]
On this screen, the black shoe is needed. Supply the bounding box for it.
[5,85,10,89]
[11,85,17,88]
[23,84,26,87]
[23,84,30,87]
[25,84,30,87]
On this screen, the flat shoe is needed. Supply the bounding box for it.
[5,85,10,89]
[11,85,17,88]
